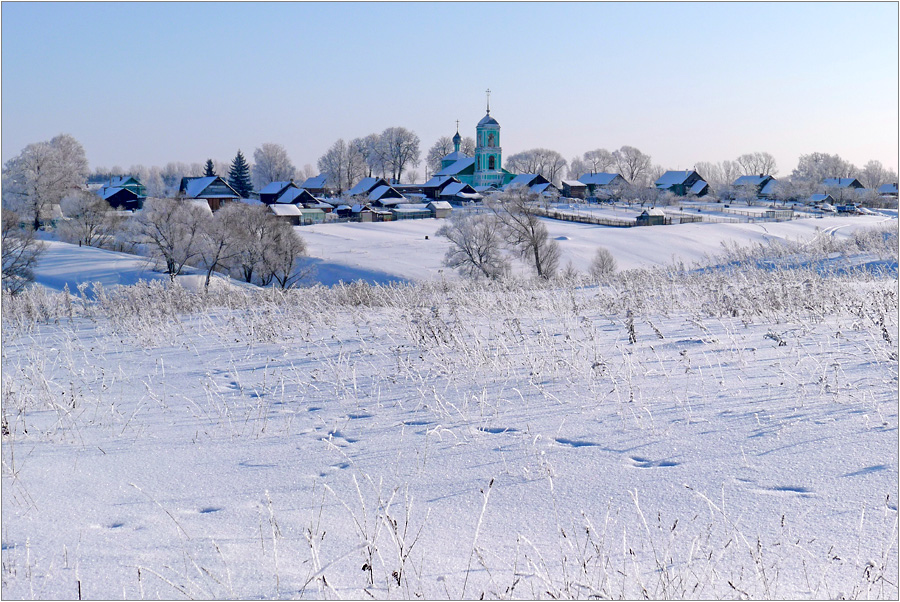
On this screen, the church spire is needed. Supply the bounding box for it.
[452,119,461,152]
[485,88,491,114]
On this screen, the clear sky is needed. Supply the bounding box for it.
[2,2,897,177]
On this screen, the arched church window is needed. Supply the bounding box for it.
[488,133,495,147]
[489,156,496,170]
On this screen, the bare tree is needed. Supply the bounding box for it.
[320,138,369,194]
[130,198,209,279]
[460,136,476,156]
[583,148,616,173]
[261,223,309,289]
[378,126,421,183]
[491,187,560,279]
[505,148,567,185]
[860,160,896,190]
[792,152,857,182]
[361,133,388,179]
[196,202,244,291]
[58,190,124,248]
[225,205,287,285]
[736,152,778,176]
[2,134,90,230]
[436,211,510,280]
[1,208,46,294]
[613,146,652,187]
[426,136,455,176]
[567,156,589,180]
[252,143,296,190]
[589,247,617,281]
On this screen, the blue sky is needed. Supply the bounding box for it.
[2,2,897,176]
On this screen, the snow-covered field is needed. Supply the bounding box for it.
[2,216,897,599]
[296,213,894,285]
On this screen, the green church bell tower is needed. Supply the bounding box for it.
[474,89,506,187]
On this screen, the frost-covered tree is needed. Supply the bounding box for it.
[2,134,90,230]
[860,160,896,190]
[792,152,856,182]
[261,222,309,289]
[204,159,216,177]
[589,247,617,281]
[225,205,283,285]
[436,211,510,280]
[505,148,567,185]
[460,136,476,156]
[583,148,616,174]
[252,143,296,190]
[613,146,652,187]
[197,202,243,291]
[490,186,560,279]
[58,190,123,248]
[318,138,368,194]
[228,150,253,198]
[360,133,387,179]
[378,126,420,184]
[1,208,46,294]
[567,156,589,180]
[129,198,209,279]
[736,152,778,176]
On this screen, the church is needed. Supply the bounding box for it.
[433,91,515,189]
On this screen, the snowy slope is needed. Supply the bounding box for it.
[2,264,896,599]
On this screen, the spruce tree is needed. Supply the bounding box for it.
[204,159,216,177]
[228,150,252,198]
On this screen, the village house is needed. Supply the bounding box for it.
[733,175,778,199]
[655,170,709,197]
[578,173,628,198]
[560,180,587,199]
[97,175,146,210]
[178,176,240,211]
[503,173,558,196]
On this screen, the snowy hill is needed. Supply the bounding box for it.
[3,231,897,599]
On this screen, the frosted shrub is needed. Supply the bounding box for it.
[589,246,617,281]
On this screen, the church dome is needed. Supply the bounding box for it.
[477,112,499,127]
[452,130,462,144]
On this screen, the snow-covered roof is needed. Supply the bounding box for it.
[441,182,470,196]
[306,200,334,209]
[506,174,542,189]
[733,175,771,188]
[810,194,834,203]
[300,174,329,189]
[578,173,622,186]
[435,158,475,177]
[531,182,555,194]
[441,150,470,163]
[477,112,499,127]
[347,177,385,197]
[423,175,457,188]
[276,187,313,204]
[760,179,779,195]
[393,204,430,212]
[689,180,708,195]
[182,176,239,199]
[561,180,587,188]
[98,187,134,200]
[269,204,302,216]
[107,176,140,188]
[473,185,497,193]
[335,204,351,211]
[823,178,862,188]
[642,208,666,216]
[368,185,403,201]
[655,171,697,187]
[427,201,453,210]
[877,183,899,194]
[260,181,294,195]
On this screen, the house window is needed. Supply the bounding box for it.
[488,156,496,170]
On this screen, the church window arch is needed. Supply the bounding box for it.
[489,156,496,170]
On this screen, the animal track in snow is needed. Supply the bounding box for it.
[629,455,679,468]
[555,438,600,448]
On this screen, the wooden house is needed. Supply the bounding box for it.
[560,180,587,199]
[268,203,302,226]
[427,200,453,218]
[655,171,709,197]
[178,176,240,211]
[98,186,142,210]
[259,180,299,204]
[299,174,331,196]
[636,208,669,226]
[733,175,777,199]
[578,173,627,198]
